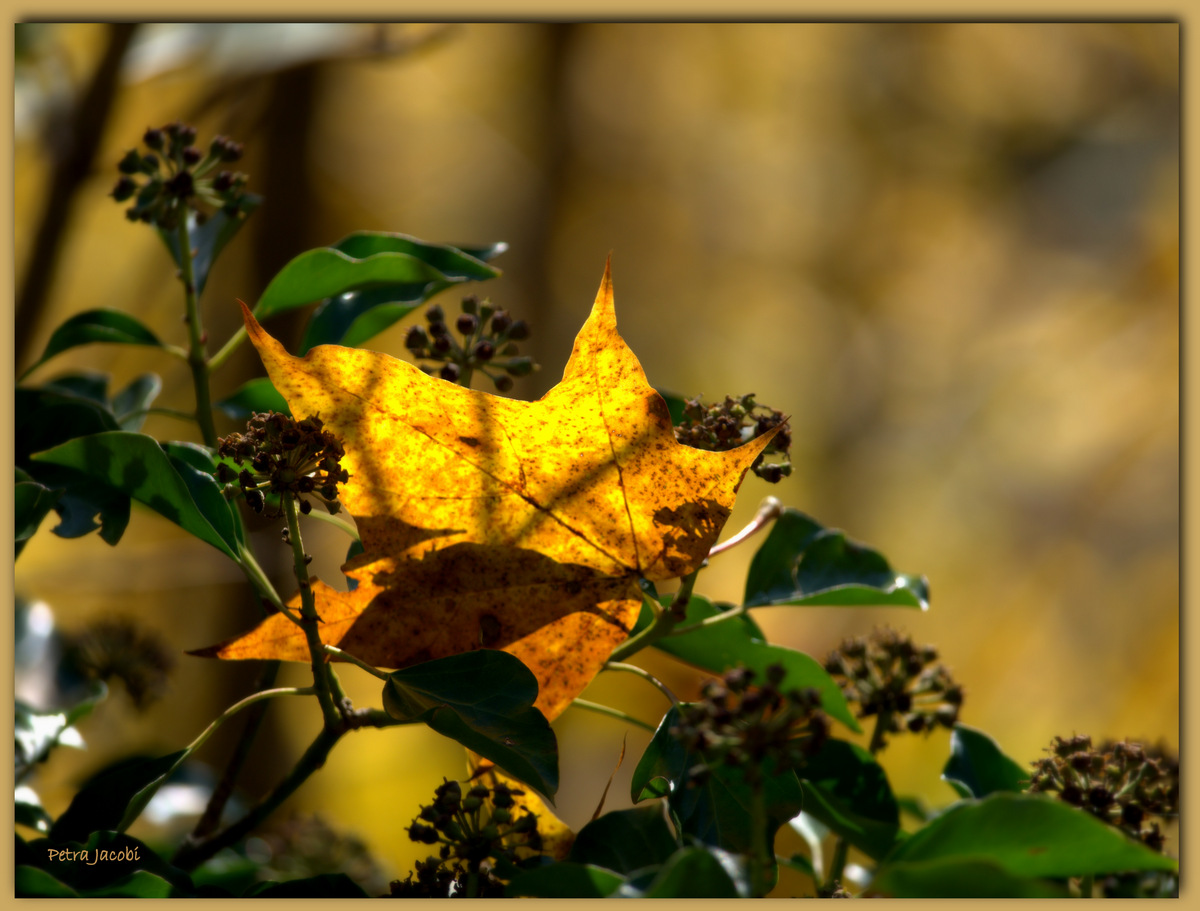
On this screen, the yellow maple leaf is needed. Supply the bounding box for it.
[197,261,778,720]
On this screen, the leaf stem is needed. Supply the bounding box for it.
[119,685,312,832]
[707,495,783,559]
[670,602,747,637]
[208,323,247,373]
[571,698,656,732]
[283,495,342,729]
[603,661,679,705]
[324,645,389,680]
[607,569,700,663]
[177,217,218,448]
[827,837,849,892]
[303,508,360,540]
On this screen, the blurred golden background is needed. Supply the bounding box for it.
[13,22,1179,891]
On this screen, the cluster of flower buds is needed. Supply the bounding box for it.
[671,664,828,788]
[405,294,535,392]
[823,627,962,750]
[674,394,792,482]
[1027,735,1178,852]
[397,778,541,897]
[217,412,348,517]
[111,121,250,229]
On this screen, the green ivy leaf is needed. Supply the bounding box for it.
[33,431,240,560]
[567,805,678,874]
[16,866,79,897]
[21,830,194,895]
[868,856,1069,898]
[15,794,54,834]
[110,373,163,431]
[15,478,63,556]
[20,310,165,380]
[216,376,291,420]
[383,650,558,798]
[83,870,179,898]
[506,862,625,898]
[941,723,1029,799]
[616,846,744,898]
[630,705,804,864]
[157,196,262,296]
[880,792,1178,878]
[744,508,928,609]
[297,234,505,351]
[161,441,243,551]
[49,751,187,843]
[641,594,860,733]
[798,738,902,861]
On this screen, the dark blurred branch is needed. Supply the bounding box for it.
[15,23,137,368]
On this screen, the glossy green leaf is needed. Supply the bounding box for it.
[33,431,240,560]
[297,234,505,351]
[383,650,558,798]
[15,698,95,778]
[568,805,677,874]
[631,705,804,861]
[942,723,1029,799]
[243,874,367,897]
[505,862,625,897]
[616,846,743,898]
[882,792,1178,877]
[50,751,188,843]
[798,738,902,861]
[21,310,164,379]
[161,441,242,552]
[15,795,54,834]
[744,508,928,609]
[643,593,860,732]
[216,376,291,419]
[111,373,162,431]
[158,195,262,296]
[868,856,1068,898]
[84,870,178,898]
[16,866,79,897]
[15,479,62,554]
[256,248,447,320]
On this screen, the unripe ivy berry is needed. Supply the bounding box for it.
[473,340,495,362]
[118,149,143,174]
[405,325,429,351]
[440,363,461,382]
[432,335,452,355]
[143,127,164,150]
[461,294,479,315]
[182,145,202,165]
[212,170,234,192]
[428,321,448,339]
[426,304,445,325]
[493,375,514,393]
[456,313,477,335]
[111,177,137,202]
[504,357,534,377]
[507,319,531,340]
[490,310,512,334]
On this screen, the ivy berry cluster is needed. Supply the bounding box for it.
[674,394,792,482]
[217,412,348,517]
[110,121,251,229]
[823,626,963,750]
[394,778,542,897]
[405,295,535,391]
[671,663,828,788]
[1027,735,1179,852]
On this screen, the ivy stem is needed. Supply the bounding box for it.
[827,837,849,892]
[868,709,892,756]
[827,708,891,891]
[324,645,389,681]
[237,543,284,612]
[283,495,342,729]
[177,217,218,448]
[571,698,656,732]
[607,569,700,663]
[671,602,747,637]
[707,495,783,559]
[603,661,679,705]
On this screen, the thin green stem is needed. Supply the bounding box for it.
[177,217,218,448]
[671,602,747,637]
[207,323,247,373]
[607,569,700,663]
[119,685,312,832]
[868,709,892,756]
[325,645,389,680]
[283,495,341,729]
[303,508,360,540]
[827,837,849,892]
[571,698,656,732]
[707,495,783,559]
[604,661,679,705]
